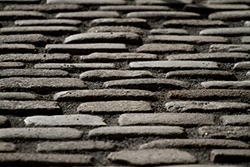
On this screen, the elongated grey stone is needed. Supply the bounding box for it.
[34,63,115,70]
[0,92,37,100]
[207,0,250,4]
[220,115,250,126]
[165,165,246,167]
[0,128,83,140]
[37,141,115,152]
[47,0,126,5]
[0,142,16,152]
[209,10,250,20]
[200,28,250,36]
[198,126,250,139]
[0,62,24,68]
[233,61,250,70]
[100,5,170,11]
[247,71,250,76]
[242,36,250,43]
[165,101,250,112]
[245,21,250,26]
[184,4,250,12]
[135,0,193,5]
[210,44,250,52]
[54,89,156,101]
[77,100,152,113]
[24,114,106,127]
[0,0,39,2]
[163,19,227,27]
[137,44,195,53]
[87,26,144,35]
[0,34,50,45]
[0,44,35,53]
[0,116,9,127]
[80,70,153,81]
[15,19,82,26]
[108,149,196,165]
[139,139,249,149]
[211,149,250,163]
[118,113,214,126]
[201,81,250,89]
[103,78,190,89]
[0,11,45,20]
[130,61,218,69]
[150,28,189,35]
[89,126,185,138]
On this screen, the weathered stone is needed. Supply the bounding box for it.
[15,19,82,26]
[220,115,250,126]
[0,100,61,115]
[37,141,115,152]
[241,36,250,43]
[206,0,250,4]
[34,63,115,70]
[209,10,250,20]
[0,62,24,68]
[87,26,144,35]
[47,0,126,5]
[150,28,189,35]
[200,28,250,36]
[56,11,120,20]
[0,128,83,140]
[139,139,249,149]
[163,19,227,27]
[137,44,195,53]
[130,61,218,69]
[64,32,142,45]
[80,52,157,62]
[201,81,250,89]
[0,92,37,100]
[118,113,214,126]
[80,70,153,81]
[100,5,170,11]
[245,21,250,27]
[0,116,9,127]
[108,149,197,165]
[0,153,92,165]
[162,165,248,167]
[148,35,229,44]
[247,71,250,76]
[0,34,50,45]
[136,0,193,5]
[45,43,128,54]
[0,11,45,20]
[0,0,39,2]
[0,44,35,53]
[233,61,250,70]
[184,4,250,12]
[210,44,250,52]
[165,101,250,112]
[103,78,190,89]
[89,126,185,138]
[77,100,152,113]
[198,126,250,139]
[0,142,16,152]
[54,89,156,101]
[211,149,250,163]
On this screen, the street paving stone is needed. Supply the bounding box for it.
[209,10,250,20]
[233,61,250,70]
[0,34,50,45]
[136,44,196,53]
[241,36,250,43]
[0,116,9,127]
[0,142,16,152]
[206,0,250,4]
[15,19,82,26]
[0,92,37,100]
[0,69,69,77]
[0,62,25,68]
[0,0,39,2]
[220,115,250,126]
[99,5,171,11]
[211,149,250,163]
[0,11,45,20]
[87,26,144,34]
[35,63,115,70]
[184,4,250,12]
[163,19,227,27]
[200,27,250,36]
[135,0,193,5]
[0,44,36,53]
[201,80,250,89]
[47,0,126,5]
[210,44,250,52]
[150,28,189,35]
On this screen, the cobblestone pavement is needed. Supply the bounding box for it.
[0,0,250,166]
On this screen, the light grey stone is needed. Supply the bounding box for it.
[0,34,50,45]
[247,71,250,76]
[207,0,250,4]
[136,44,195,53]
[200,28,250,36]
[0,62,24,68]
[184,4,250,11]
[163,19,227,27]
[233,61,250,70]
[150,28,189,35]
[0,142,16,152]
[245,21,250,27]
[209,10,250,20]
[0,44,36,53]
[15,19,81,26]
[220,115,250,126]
[34,63,115,70]
[0,92,37,100]
[87,26,144,35]
[209,44,250,52]
[241,36,250,43]
[0,11,45,20]
[201,81,250,89]
[136,0,193,5]
[163,165,246,167]
[47,0,126,5]
[99,5,171,11]
[211,149,250,163]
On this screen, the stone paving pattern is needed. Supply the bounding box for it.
[0,0,249,166]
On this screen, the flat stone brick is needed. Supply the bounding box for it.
[0,100,61,115]
[136,0,193,5]
[99,5,170,11]
[139,139,249,149]
[64,32,142,45]
[0,26,79,35]
[0,92,37,100]
[207,0,250,4]
[247,71,250,76]
[0,153,92,165]
[165,101,250,112]
[209,10,250,20]
[77,100,152,113]
[0,77,87,91]
[211,149,250,163]
[0,62,24,68]
[163,19,227,27]
[0,11,45,20]
[103,78,190,89]
[80,70,153,81]
[220,115,250,126]
[0,116,9,127]
[0,34,50,45]
[0,128,83,140]
[0,0,39,2]
[37,141,115,152]
[148,35,229,44]
[201,81,250,89]
[184,4,250,12]
[87,26,144,35]
[54,89,156,101]
[0,53,71,62]
[80,52,157,62]
[56,11,120,20]
[127,11,200,19]
[45,43,128,54]
[24,114,106,127]
[209,44,250,52]
[167,89,250,100]
[233,61,250,70]
[47,0,126,5]
[0,44,36,53]
[166,70,236,80]
[0,142,16,152]
[241,36,250,43]
[34,63,115,70]
[15,19,82,26]
[200,28,250,36]
[108,149,197,165]
[162,165,247,167]
[136,44,195,53]
[130,61,218,69]
[118,113,214,126]
[245,21,250,26]
[198,126,250,139]
[150,28,189,35]
[88,126,186,138]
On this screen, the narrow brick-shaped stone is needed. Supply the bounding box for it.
[148,35,229,44]
[209,11,250,20]
[24,114,106,127]
[47,0,126,5]
[0,53,71,62]
[198,126,250,139]
[242,36,250,43]
[56,11,120,20]
[233,61,250,70]
[163,19,227,27]
[0,78,86,92]
[46,43,128,54]
[220,115,250,126]
[0,44,35,53]
[210,44,250,52]
[89,126,185,138]
[207,0,250,4]
[54,89,156,101]
[64,32,142,45]
[150,28,189,35]
[0,116,9,127]
[104,78,190,89]
[0,34,50,45]
[77,100,152,113]
[87,26,144,35]
[37,141,115,152]
[139,139,249,149]
[245,21,250,27]
[200,28,250,36]
[136,0,193,5]
[211,149,250,163]
[100,5,170,11]
[247,71,250,76]
[165,101,250,112]
[0,11,45,20]
[15,19,82,26]
[119,113,214,126]
[201,81,250,89]
[184,4,250,12]
[0,153,92,165]
[108,149,196,165]
[0,142,16,152]
[0,92,37,100]
[80,52,157,62]
[163,165,247,167]
[136,44,195,53]
[0,128,83,140]
[35,63,115,70]
[130,61,218,69]
[0,62,24,68]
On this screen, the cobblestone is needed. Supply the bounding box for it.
[242,36,250,43]
[206,0,250,4]
[136,44,196,53]
[0,34,50,45]
[0,69,69,77]
[210,44,250,52]
[150,28,189,35]
[163,19,227,27]
[200,27,250,36]
[0,92,37,100]
[220,115,250,126]
[209,10,250,20]
[233,61,250,70]
[0,44,36,53]
[135,0,193,5]
[211,149,250,163]
[201,80,250,89]
[34,63,115,70]
[0,142,16,152]
[47,0,126,5]
[184,4,250,12]
[0,11,45,20]
[15,19,82,26]
[0,62,25,68]
[99,5,171,11]
[87,26,144,34]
